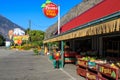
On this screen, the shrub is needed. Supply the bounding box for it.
[22,44,32,50]
[33,48,39,55]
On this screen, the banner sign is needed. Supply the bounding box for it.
[13,35,29,41]
[13,35,29,45]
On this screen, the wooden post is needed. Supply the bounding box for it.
[48,43,51,53]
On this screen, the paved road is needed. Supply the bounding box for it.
[0,49,77,80]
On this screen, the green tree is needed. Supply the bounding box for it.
[0,35,5,46]
[25,29,44,46]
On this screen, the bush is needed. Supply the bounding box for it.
[22,44,31,50]
[33,48,39,55]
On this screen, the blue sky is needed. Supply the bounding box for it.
[0,0,82,31]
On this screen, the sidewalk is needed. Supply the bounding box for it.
[46,55,85,80]
[63,64,85,80]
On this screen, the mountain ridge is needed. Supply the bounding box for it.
[0,15,25,39]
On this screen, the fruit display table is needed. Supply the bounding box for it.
[76,67,87,77]
[76,57,120,80]
[64,52,77,63]
[76,58,88,77]
[77,59,88,68]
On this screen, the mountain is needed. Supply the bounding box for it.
[45,0,103,39]
[0,15,25,39]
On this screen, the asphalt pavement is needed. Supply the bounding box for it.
[0,48,85,80]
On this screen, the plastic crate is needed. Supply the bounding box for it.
[49,55,53,60]
[53,60,62,68]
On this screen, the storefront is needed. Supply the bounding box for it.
[103,35,120,58]
[44,0,120,79]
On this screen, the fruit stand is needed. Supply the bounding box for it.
[64,52,77,63]
[98,64,120,80]
[76,59,87,77]
[76,56,120,80]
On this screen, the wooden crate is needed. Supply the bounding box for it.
[86,71,97,80]
[76,67,86,77]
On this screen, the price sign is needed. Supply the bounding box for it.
[99,65,117,79]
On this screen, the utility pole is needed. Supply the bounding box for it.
[29,20,31,30]
[28,20,31,42]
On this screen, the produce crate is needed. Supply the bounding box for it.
[64,57,76,63]
[88,61,97,71]
[53,60,62,68]
[98,76,108,80]
[76,67,86,77]
[64,52,77,57]
[76,55,83,58]
[49,55,53,60]
[65,58,76,60]
[77,59,88,68]
[86,71,107,80]
[86,71,97,80]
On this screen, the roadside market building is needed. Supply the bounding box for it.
[44,0,120,68]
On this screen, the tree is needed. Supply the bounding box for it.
[25,29,45,46]
[0,34,5,46]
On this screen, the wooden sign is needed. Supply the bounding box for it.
[98,64,118,79]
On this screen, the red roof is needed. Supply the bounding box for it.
[60,0,120,33]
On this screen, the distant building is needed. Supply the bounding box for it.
[13,28,25,36]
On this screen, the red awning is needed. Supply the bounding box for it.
[61,0,120,33]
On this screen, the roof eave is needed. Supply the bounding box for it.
[44,11,120,41]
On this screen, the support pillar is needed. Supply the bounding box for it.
[73,40,75,51]
[99,37,103,57]
[61,40,64,68]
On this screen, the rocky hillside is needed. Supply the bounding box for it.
[0,15,24,39]
[45,0,103,39]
